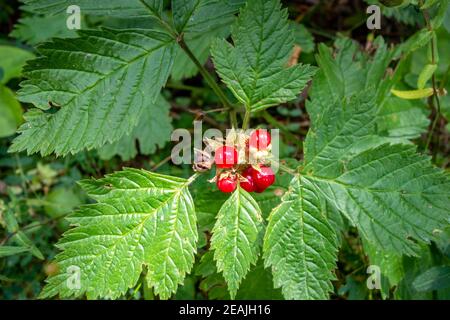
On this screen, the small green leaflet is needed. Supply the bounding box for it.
[40,168,197,299]
[0,246,30,258]
[98,95,173,161]
[10,28,175,156]
[210,187,265,298]
[19,0,151,18]
[264,175,338,300]
[211,0,316,112]
[10,14,78,45]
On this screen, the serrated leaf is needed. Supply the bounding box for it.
[10,28,175,156]
[19,0,152,18]
[10,14,78,45]
[98,95,172,160]
[172,0,243,34]
[309,37,396,123]
[211,0,316,112]
[210,187,265,299]
[307,143,450,256]
[304,92,381,177]
[263,175,338,300]
[40,168,197,299]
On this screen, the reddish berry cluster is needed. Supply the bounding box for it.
[214,129,275,193]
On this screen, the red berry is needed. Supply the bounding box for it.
[249,129,271,150]
[252,165,275,192]
[214,146,238,168]
[217,175,237,193]
[240,167,256,192]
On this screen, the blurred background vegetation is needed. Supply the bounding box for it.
[0,0,449,299]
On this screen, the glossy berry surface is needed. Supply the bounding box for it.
[217,175,237,193]
[214,146,238,168]
[252,165,275,192]
[249,129,271,150]
[240,167,256,192]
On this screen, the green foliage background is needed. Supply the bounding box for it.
[0,0,449,300]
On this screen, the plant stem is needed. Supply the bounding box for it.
[178,39,234,110]
[139,0,236,114]
[242,110,251,130]
[420,1,442,154]
[230,110,238,128]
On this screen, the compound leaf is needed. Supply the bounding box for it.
[40,168,197,300]
[211,0,316,112]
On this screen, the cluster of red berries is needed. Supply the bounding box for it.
[214,129,275,193]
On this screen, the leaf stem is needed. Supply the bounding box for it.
[420,1,442,154]
[178,38,234,110]
[138,0,236,114]
[242,110,251,130]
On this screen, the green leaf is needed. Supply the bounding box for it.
[362,238,404,298]
[0,45,35,85]
[211,0,316,112]
[40,168,198,299]
[10,28,175,156]
[12,231,45,260]
[304,92,381,177]
[307,143,450,256]
[0,86,23,138]
[412,266,450,292]
[98,95,173,160]
[309,37,395,121]
[172,0,242,34]
[210,187,265,299]
[263,175,338,300]
[10,14,78,45]
[292,23,315,54]
[0,246,30,257]
[377,97,429,140]
[19,0,151,18]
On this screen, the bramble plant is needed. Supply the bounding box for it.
[1,0,450,300]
